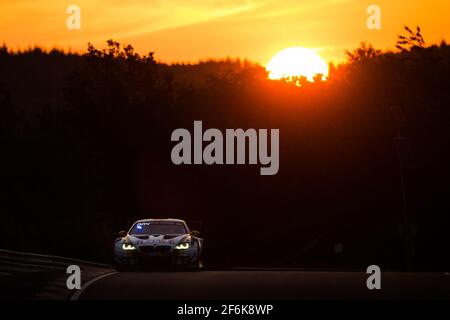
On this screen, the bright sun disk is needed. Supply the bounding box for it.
[266,47,329,82]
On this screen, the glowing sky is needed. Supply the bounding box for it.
[1,0,449,65]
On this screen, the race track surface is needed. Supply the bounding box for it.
[78,270,450,300]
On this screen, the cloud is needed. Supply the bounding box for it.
[107,0,265,38]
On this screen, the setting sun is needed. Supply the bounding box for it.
[266,47,329,82]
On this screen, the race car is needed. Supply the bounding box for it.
[114,218,203,270]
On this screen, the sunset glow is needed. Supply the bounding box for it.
[1,1,450,64]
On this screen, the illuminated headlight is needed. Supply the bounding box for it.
[175,242,190,250]
[122,243,137,251]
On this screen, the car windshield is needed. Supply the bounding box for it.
[129,222,187,235]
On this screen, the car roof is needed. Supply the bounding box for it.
[134,218,186,224]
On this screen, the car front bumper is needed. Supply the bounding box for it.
[115,248,198,267]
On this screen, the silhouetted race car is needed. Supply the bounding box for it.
[114,218,203,270]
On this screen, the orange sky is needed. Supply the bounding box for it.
[1,0,450,65]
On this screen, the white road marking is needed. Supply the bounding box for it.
[70,272,118,300]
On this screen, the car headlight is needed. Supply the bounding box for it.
[122,243,137,251]
[175,242,190,250]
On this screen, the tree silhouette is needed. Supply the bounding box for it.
[396,25,426,51]
[345,42,382,63]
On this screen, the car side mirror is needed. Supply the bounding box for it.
[118,230,127,238]
[190,230,200,237]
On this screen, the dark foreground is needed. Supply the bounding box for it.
[78,270,450,300]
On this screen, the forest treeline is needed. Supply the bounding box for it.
[1,27,450,269]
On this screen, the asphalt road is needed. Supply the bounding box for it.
[78,270,450,300]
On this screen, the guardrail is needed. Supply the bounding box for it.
[0,249,111,273]
[0,249,114,300]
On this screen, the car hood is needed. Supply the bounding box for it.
[125,234,190,246]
